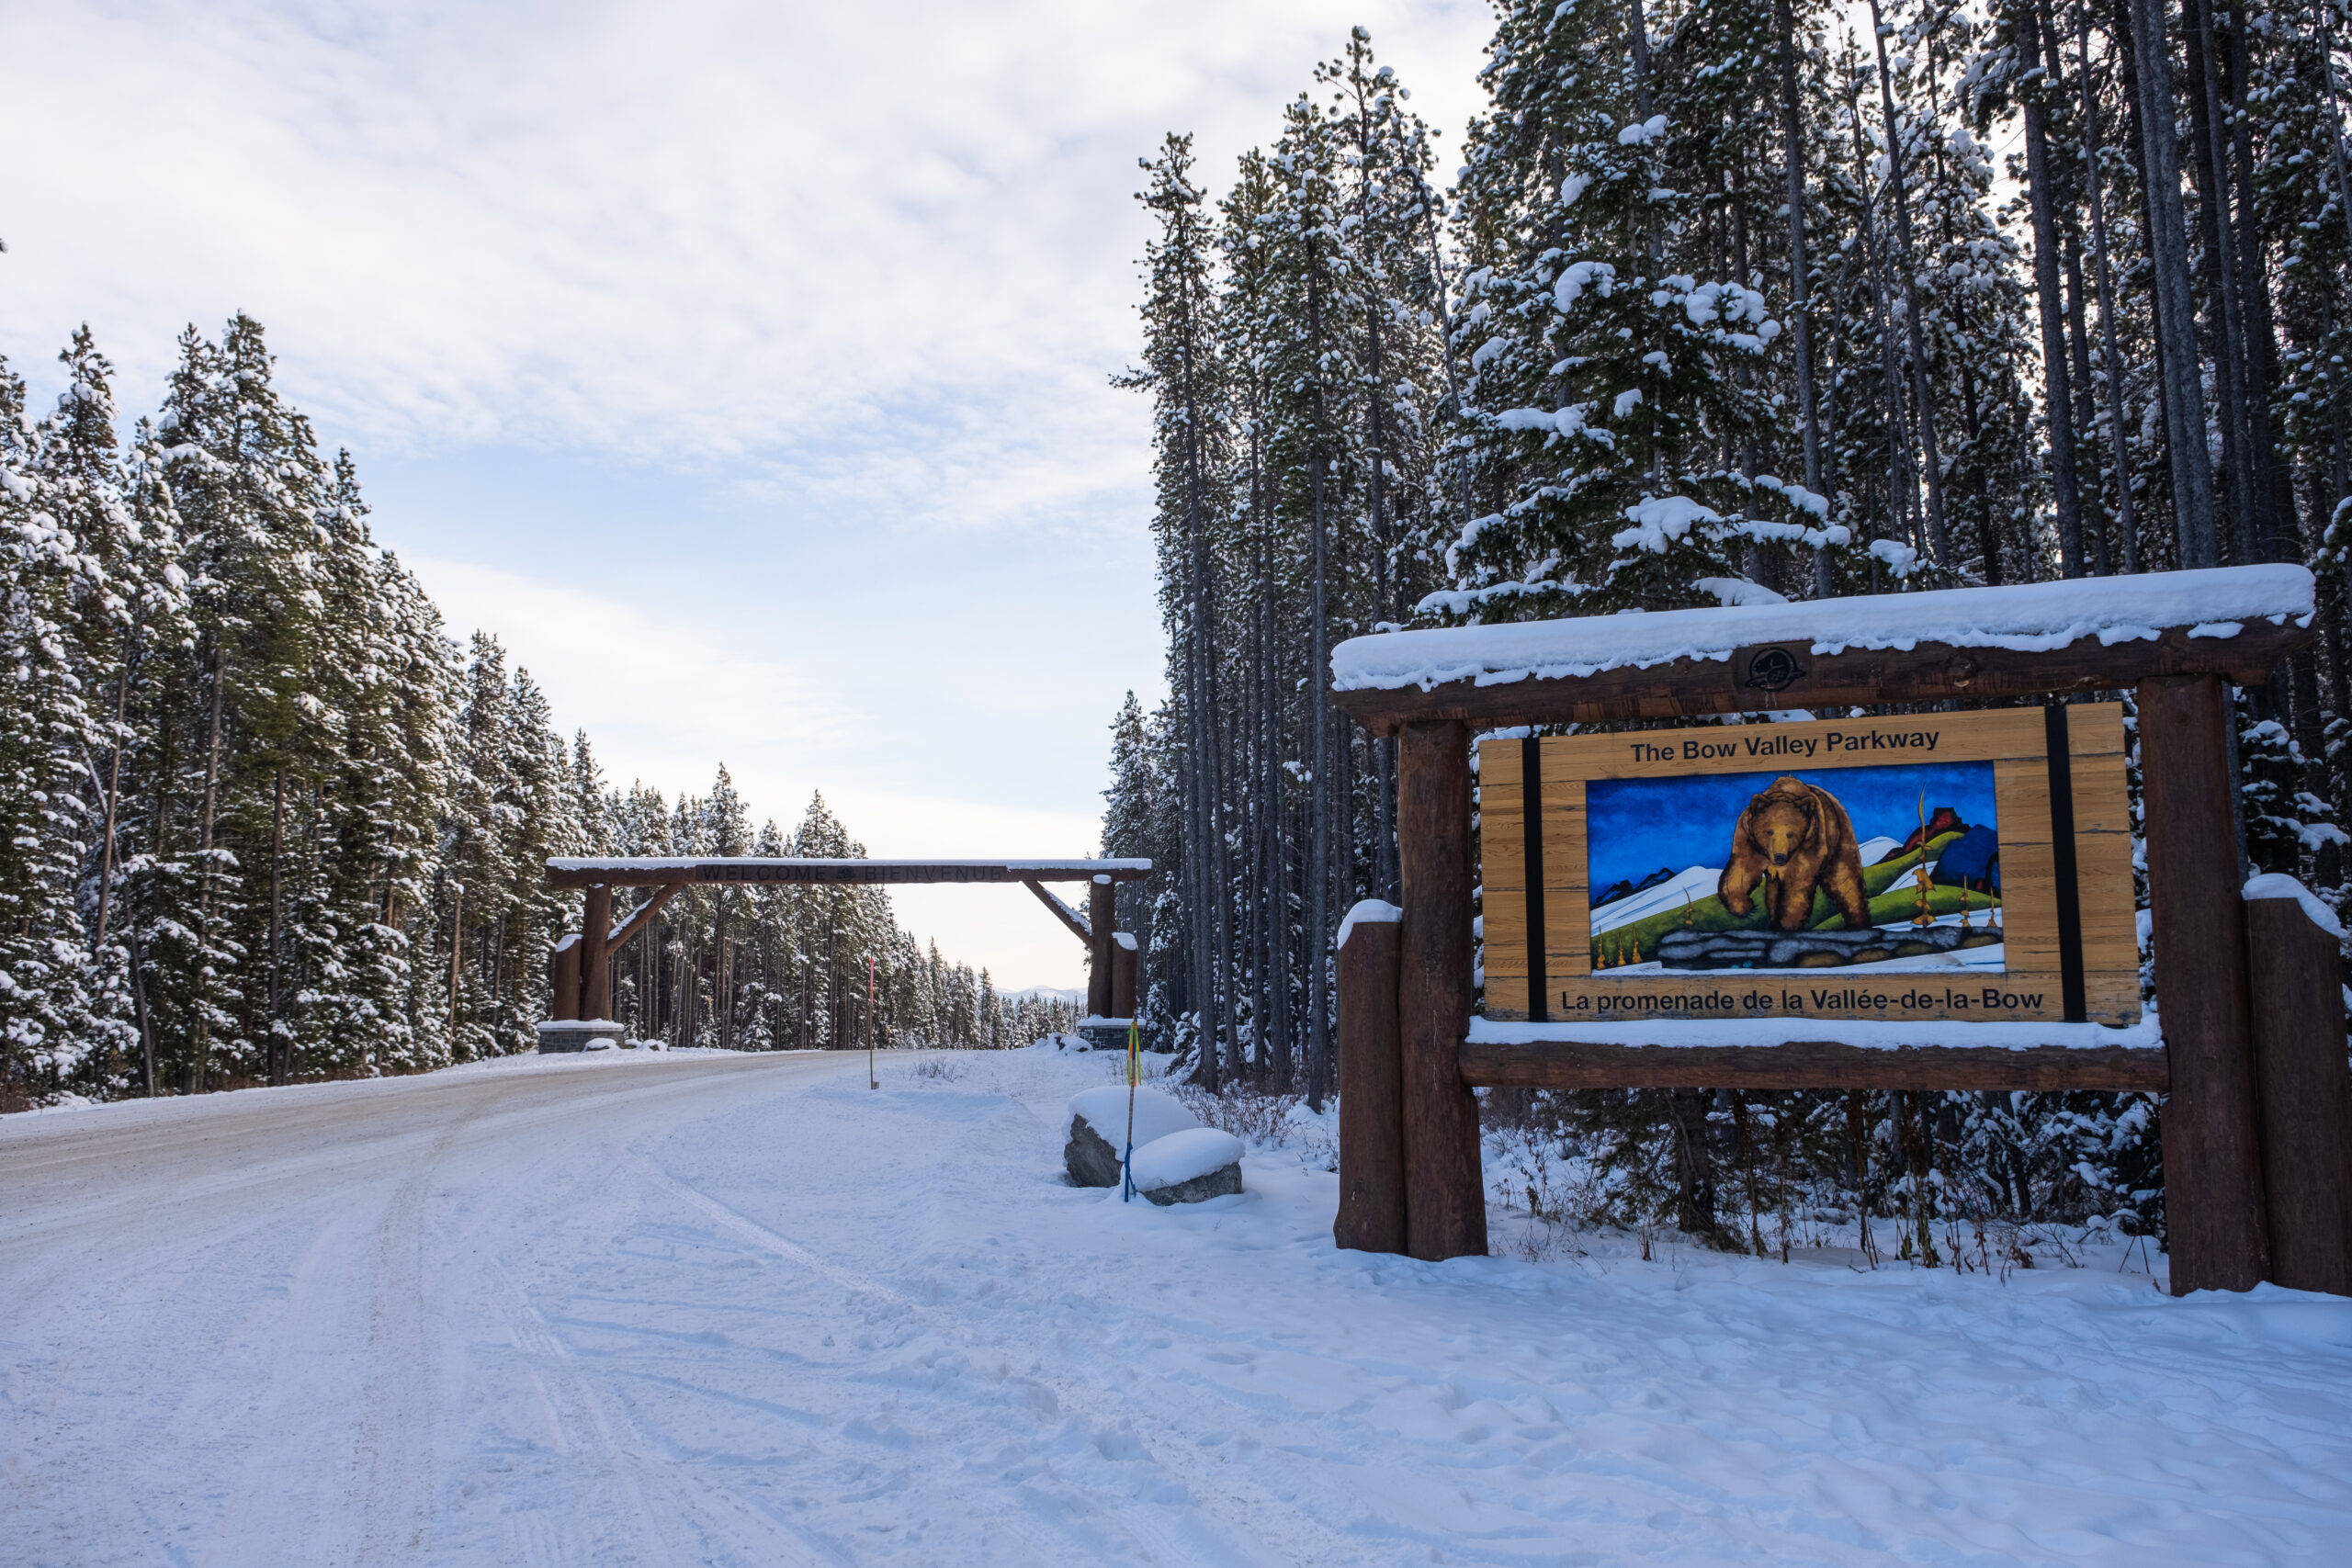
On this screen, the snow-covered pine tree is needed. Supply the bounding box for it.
[1442,0,1835,622]
[0,354,101,1101]
[25,330,150,1092]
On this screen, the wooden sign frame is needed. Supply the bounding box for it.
[1479,705,2138,1028]
[1321,566,2335,1294]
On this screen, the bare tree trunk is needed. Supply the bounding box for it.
[2125,0,2221,566]
[2183,0,2259,564]
[268,768,285,1085]
[1868,0,1953,566]
[2023,0,2087,575]
[92,662,130,955]
[190,646,226,1093]
[1845,76,1928,557]
[1306,238,1334,1111]
[2078,8,2142,572]
[447,881,464,1030]
[1771,0,1829,594]
[2222,0,2289,564]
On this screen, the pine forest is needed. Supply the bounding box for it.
[0,317,1078,1109]
[1100,0,2352,1257]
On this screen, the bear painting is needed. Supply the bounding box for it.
[1581,758,2005,974]
[1718,774,1872,931]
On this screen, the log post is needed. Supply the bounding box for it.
[549,935,582,1021]
[1088,874,1115,1019]
[1335,908,1406,1253]
[2245,895,2352,1296]
[1111,933,1137,1020]
[582,884,614,1022]
[1396,719,1487,1260]
[2138,675,2268,1292]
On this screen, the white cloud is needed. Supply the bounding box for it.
[3,0,1492,502]
[412,553,1114,988]
[2,0,1497,988]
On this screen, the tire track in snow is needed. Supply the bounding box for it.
[489,1260,849,1568]
[629,1154,1295,1568]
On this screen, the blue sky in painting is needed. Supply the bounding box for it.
[1585,761,2000,893]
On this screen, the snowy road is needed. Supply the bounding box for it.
[7,1046,2352,1566]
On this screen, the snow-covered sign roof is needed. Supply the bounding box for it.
[547,857,1152,886]
[1330,565,2314,728]
[1335,565,2312,693]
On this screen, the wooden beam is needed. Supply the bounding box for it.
[1335,916,1406,1254]
[1397,720,1487,1261]
[605,882,685,959]
[2245,896,2352,1297]
[1459,1038,2169,1091]
[548,858,1152,890]
[2140,674,2269,1293]
[1022,878,1090,943]
[1334,621,2312,736]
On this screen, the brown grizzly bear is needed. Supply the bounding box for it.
[1718,775,1873,931]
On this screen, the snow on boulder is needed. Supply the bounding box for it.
[1065,1085,1198,1188]
[1129,1127,1245,1206]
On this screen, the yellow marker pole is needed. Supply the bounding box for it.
[1124,1019,1140,1201]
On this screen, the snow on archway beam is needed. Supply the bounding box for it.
[545,858,1152,889]
[1330,564,2317,733]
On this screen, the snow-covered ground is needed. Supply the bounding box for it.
[6,1044,2350,1565]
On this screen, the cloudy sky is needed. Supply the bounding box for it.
[2,0,1495,991]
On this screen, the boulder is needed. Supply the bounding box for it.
[1131,1128,1245,1205]
[1065,1115,1124,1187]
[1065,1085,1199,1188]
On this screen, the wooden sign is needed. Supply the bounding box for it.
[1480,705,2138,1028]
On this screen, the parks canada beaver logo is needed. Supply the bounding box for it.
[1742,646,1808,694]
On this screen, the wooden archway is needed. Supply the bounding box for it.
[543,858,1151,1027]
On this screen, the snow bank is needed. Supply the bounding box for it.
[2244,873,2346,940]
[1128,1127,1245,1192]
[19,1040,2352,1562]
[1069,1085,1198,1149]
[1467,1009,2164,1051]
[1333,564,2313,693]
[1336,897,1401,950]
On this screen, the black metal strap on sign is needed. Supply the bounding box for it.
[1522,736,1549,1022]
[2043,703,2088,1022]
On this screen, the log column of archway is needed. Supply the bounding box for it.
[582,884,613,1022]
[1088,875,1115,1018]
